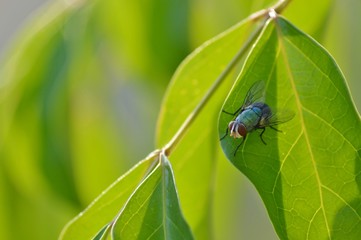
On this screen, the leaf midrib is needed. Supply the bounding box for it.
[275,20,331,239]
[118,166,161,236]
[302,106,358,151]
[280,29,359,151]
[161,160,186,240]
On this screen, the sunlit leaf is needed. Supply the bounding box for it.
[60,158,154,240]
[219,16,361,239]
[1,0,357,239]
[156,17,263,238]
[92,224,111,240]
[112,154,193,240]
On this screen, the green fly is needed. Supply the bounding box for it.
[221,81,294,156]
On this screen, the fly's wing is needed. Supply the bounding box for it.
[260,109,295,127]
[241,81,266,111]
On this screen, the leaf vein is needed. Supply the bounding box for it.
[302,106,358,152]
[272,130,303,194]
[146,224,163,240]
[321,184,361,220]
[119,178,161,235]
[307,207,322,239]
[276,23,331,238]
[282,35,348,103]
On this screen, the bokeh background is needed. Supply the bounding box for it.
[0,0,360,239]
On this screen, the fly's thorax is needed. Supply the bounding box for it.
[257,102,272,115]
[228,121,247,139]
[235,107,262,131]
[251,102,268,109]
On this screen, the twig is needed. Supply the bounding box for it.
[163,0,292,156]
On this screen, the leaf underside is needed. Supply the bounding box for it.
[111,156,193,240]
[219,16,361,239]
[62,155,193,240]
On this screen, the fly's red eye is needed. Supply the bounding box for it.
[238,124,247,137]
[228,121,247,138]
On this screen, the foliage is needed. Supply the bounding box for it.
[0,0,360,239]
[219,16,361,239]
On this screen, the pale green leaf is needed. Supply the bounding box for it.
[219,16,361,239]
[60,158,154,240]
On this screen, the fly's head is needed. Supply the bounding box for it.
[228,121,247,139]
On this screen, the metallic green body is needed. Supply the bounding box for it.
[235,106,262,132]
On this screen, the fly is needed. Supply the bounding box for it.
[220,81,294,156]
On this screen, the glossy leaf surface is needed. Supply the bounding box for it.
[219,16,361,239]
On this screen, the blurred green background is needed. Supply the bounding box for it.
[0,0,360,239]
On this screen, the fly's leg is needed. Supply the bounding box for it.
[270,126,282,133]
[222,110,235,115]
[259,128,267,145]
[258,126,282,145]
[233,137,245,156]
[222,105,242,116]
[220,127,229,140]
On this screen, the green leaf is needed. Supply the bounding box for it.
[60,158,154,240]
[219,16,361,239]
[92,224,111,240]
[156,17,262,238]
[112,154,193,240]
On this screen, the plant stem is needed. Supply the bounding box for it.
[163,24,264,156]
[250,0,292,21]
[163,0,291,156]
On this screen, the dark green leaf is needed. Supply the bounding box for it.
[219,16,361,239]
[112,154,193,240]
